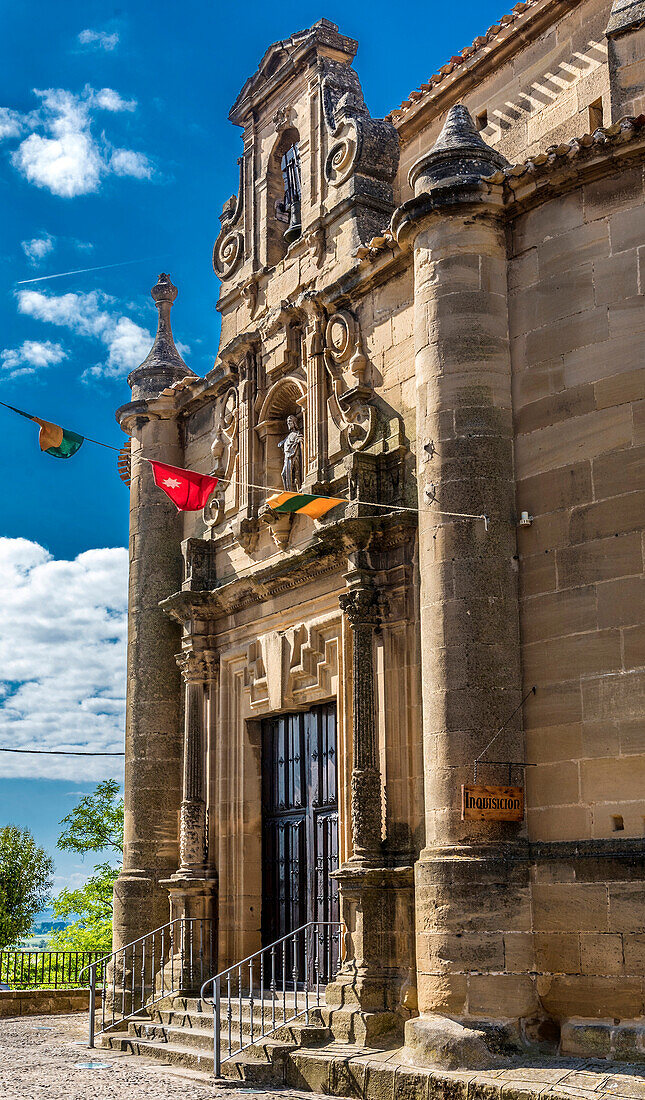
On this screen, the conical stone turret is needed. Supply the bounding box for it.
[128,273,196,400]
[409,103,508,193]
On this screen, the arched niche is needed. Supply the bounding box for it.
[256,377,306,495]
[267,126,300,268]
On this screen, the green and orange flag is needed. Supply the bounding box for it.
[266,490,345,520]
[1,402,83,459]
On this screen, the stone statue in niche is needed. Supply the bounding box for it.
[278,415,303,491]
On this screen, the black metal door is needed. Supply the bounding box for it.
[262,703,339,982]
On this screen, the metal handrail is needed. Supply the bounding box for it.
[81,917,214,1048]
[200,921,344,1076]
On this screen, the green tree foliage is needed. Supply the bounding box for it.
[0,826,54,950]
[50,780,124,955]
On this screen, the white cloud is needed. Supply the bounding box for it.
[0,538,127,781]
[78,29,119,52]
[17,288,156,380]
[0,107,25,140]
[110,148,152,179]
[91,88,135,113]
[0,340,66,379]
[22,232,56,264]
[8,86,151,198]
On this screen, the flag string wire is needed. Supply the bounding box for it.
[0,401,122,452]
[228,479,489,526]
[0,400,489,525]
[0,747,124,755]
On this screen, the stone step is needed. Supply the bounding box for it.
[130,1010,330,1053]
[102,1029,293,1084]
[153,1002,325,1031]
[164,990,312,1016]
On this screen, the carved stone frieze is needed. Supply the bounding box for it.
[179,799,208,869]
[213,157,245,281]
[340,575,383,860]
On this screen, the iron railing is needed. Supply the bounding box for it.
[0,949,104,990]
[201,921,344,1076]
[82,917,214,1048]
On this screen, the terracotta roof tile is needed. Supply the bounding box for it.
[389,0,542,123]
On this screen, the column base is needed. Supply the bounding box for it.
[112,868,173,953]
[404,1013,525,1070]
[160,871,218,993]
[326,863,416,1044]
[414,844,538,1023]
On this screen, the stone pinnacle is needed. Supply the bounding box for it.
[409,103,509,191]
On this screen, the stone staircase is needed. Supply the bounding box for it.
[101,992,332,1083]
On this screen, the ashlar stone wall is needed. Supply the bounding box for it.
[510,161,645,1023]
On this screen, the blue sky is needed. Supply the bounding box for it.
[0,0,501,903]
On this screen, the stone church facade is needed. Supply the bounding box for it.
[114,0,645,1066]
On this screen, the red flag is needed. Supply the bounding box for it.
[149,460,218,511]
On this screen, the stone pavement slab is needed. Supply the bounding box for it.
[0,1013,328,1100]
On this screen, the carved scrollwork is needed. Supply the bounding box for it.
[324,311,376,452]
[273,104,295,133]
[210,387,239,479]
[305,225,325,267]
[325,136,358,187]
[213,157,244,281]
[321,59,399,193]
[241,276,259,317]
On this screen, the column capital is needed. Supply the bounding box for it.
[339,575,381,629]
[175,647,219,684]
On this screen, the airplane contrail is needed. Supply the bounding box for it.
[16,258,155,285]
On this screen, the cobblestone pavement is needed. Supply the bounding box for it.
[0,1013,326,1100]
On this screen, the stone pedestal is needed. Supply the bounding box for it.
[327,864,415,1044]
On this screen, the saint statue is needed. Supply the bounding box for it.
[278,414,303,491]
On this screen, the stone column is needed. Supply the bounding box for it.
[113,274,196,955]
[393,108,535,1062]
[326,567,415,1044]
[163,649,218,985]
[339,574,382,862]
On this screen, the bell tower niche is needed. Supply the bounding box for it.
[267,126,301,266]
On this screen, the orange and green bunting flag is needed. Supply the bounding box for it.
[1,402,83,459]
[266,490,345,520]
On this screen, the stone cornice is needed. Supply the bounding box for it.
[160,512,416,624]
[485,113,645,213]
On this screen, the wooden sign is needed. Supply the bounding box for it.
[461,784,524,822]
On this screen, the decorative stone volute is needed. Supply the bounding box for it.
[408,104,508,195]
[127,273,196,400]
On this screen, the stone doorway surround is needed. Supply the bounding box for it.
[212,610,349,975]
